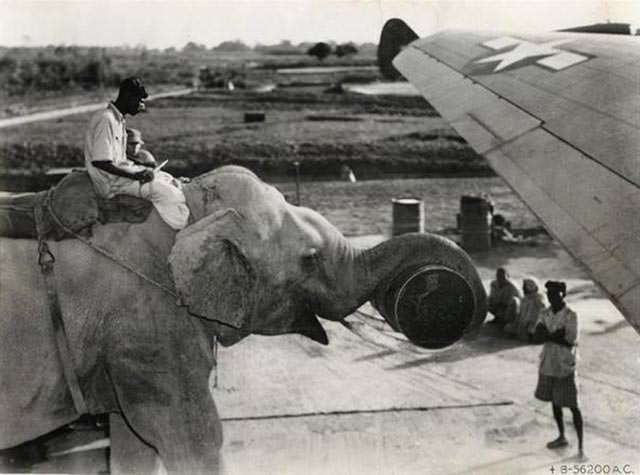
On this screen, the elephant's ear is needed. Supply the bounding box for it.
[168,209,255,329]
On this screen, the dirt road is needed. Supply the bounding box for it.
[0,88,193,130]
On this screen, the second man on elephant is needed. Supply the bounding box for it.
[126,127,157,168]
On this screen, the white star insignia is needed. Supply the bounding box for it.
[476,36,589,72]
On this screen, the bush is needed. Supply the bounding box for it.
[307,43,332,61]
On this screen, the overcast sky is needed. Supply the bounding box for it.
[1,0,638,48]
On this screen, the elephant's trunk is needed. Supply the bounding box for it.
[330,233,487,349]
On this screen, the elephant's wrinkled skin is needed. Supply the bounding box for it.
[0,166,486,473]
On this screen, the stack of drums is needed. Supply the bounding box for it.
[459,195,492,251]
[391,198,424,236]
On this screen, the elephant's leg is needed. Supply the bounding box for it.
[108,339,224,474]
[110,375,223,474]
[109,413,160,475]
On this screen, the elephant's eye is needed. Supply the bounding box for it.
[301,249,322,271]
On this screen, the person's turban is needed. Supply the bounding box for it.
[545,280,567,296]
[523,277,539,294]
[119,77,148,99]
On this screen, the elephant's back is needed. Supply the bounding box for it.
[202,165,259,182]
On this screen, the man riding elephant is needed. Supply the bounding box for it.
[84,77,189,230]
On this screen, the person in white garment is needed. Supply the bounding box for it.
[487,267,521,326]
[126,128,157,168]
[533,280,584,456]
[504,277,545,341]
[84,77,189,230]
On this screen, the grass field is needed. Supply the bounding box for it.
[0,87,489,181]
[0,45,378,113]
[0,51,494,182]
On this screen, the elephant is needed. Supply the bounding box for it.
[0,165,486,473]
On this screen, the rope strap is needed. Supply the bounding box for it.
[43,194,221,385]
[34,191,88,415]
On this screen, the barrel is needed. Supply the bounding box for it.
[391,198,424,236]
[459,195,491,251]
[372,264,476,349]
[244,111,266,123]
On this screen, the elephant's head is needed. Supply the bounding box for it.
[169,165,486,348]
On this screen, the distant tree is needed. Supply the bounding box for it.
[357,42,377,55]
[213,40,250,52]
[254,40,305,55]
[164,46,177,54]
[307,42,332,61]
[297,42,314,52]
[275,40,303,54]
[83,59,106,87]
[182,41,207,53]
[0,55,17,74]
[334,43,358,57]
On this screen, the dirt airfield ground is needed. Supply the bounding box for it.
[8,180,640,475]
[207,229,640,475]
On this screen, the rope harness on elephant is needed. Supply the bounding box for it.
[34,189,89,415]
[36,190,221,390]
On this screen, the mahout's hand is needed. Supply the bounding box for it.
[135,169,154,184]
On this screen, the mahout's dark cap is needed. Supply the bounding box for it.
[545,280,567,296]
[119,76,148,99]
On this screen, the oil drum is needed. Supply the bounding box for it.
[392,198,424,236]
[373,264,476,349]
[459,195,491,251]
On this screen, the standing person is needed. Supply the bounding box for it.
[534,281,584,456]
[126,128,157,168]
[84,77,189,230]
[487,267,521,326]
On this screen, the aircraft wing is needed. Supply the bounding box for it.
[392,29,640,334]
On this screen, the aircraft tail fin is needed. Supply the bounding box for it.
[378,18,419,80]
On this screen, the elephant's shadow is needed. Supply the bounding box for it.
[434,323,537,361]
[351,318,538,368]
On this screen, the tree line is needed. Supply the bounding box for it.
[0,46,120,95]
[0,45,202,96]
[0,40,372,97]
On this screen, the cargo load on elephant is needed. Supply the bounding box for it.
[0,170,153,241]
